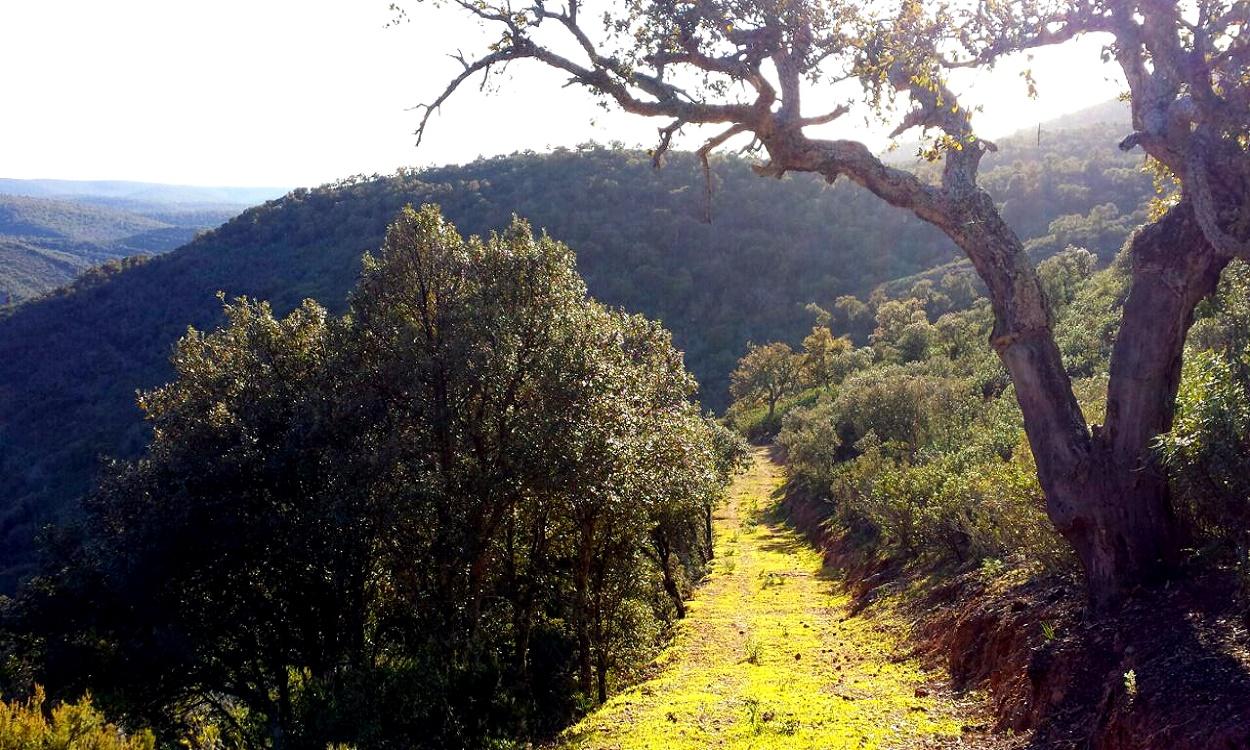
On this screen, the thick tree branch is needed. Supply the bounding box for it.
[1188,149,1250,260]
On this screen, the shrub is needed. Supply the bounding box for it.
[1157,349,1250,557]
[728,387,820,442]
[777,356,1071,570]
[0,687,154,750]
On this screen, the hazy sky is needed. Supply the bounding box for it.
[0,0,1127,189]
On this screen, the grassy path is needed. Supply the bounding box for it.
[557,449,983,750]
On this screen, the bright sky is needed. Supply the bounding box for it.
[0,0,1127,189]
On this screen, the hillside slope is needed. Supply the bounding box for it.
[0,193,242,304]
[0,120,1152,588]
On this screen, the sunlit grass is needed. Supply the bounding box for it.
[555,449,973,749]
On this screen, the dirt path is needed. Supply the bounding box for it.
[557,448,989,749]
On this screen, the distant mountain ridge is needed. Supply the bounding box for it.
[0,178,285,207]
[1036,98,1131,131]
[0,180,286,304]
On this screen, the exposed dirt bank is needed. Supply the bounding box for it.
[780,480,1250,750]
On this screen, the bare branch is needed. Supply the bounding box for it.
[652,120,684,168]
[415,49,517,147]
[941,17,1104,68]
[695,123,748,222]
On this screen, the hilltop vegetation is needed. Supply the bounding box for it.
[0,113,1157,587]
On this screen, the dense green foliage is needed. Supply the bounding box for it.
[729,342,803,426]
[3,206,745,749]
[0,193,241,304]
[0,113,1156,588]
[744,247,1250,577]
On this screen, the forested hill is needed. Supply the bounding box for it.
[0,114,1151,588]
[0,193,245,304]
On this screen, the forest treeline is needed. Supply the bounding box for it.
[1,206,747,749]
[0,110,1155,588]
[728,249,1250,580]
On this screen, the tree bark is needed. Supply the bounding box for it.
[951,195,1228,608]
[941,197,1223,608]
[655,538,686,619]
[704,505,714,561]
[596,651,608,704]
[1064,200,1227,606]
[574,517,594,697]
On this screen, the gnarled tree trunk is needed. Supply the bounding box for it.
[1067,199,1227,603]
[949,195,1227,609]
[947,195,1225,608]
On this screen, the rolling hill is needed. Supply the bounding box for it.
[0,181,286,304]
[0,178,283,207]
[0,111,1152,588]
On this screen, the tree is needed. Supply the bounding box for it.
[12,206,743,749]
[1038,246,1098,312]
[871,297,934,363]
[417,0,1249,607]
[730,342,802,421]
[800,324,852,386]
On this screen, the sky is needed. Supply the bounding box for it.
[0,0,1128,189]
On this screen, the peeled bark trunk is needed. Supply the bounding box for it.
[576,625,593,698]
[514,601,535,679]
[663,576,686,619]
[1062,200,1227,606]
[938,193,1223,609]
[704,506,714,561]
[660,555,686,619]
[596,652,608,704]
[650,532,687,618]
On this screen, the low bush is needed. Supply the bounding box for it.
[0,687,154,750]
